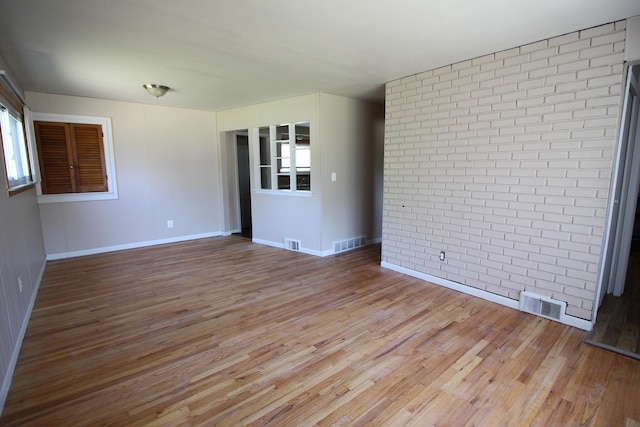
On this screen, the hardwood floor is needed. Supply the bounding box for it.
[1,236,639,426]
[585,249,640,359]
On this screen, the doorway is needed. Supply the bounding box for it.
[219,129,252,237]
[588,63,640,358]
[599,63,640,301]
[235,134,252,238]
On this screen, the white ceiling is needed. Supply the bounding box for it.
[1,0,639,112]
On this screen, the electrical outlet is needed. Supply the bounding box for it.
[439,251,445,261]
[18,276,23,292]
[167,220,174,228]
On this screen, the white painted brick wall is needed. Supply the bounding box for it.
[382,20,626,320]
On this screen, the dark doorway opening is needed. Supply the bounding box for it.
[235,134,252,238]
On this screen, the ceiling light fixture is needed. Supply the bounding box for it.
[143,84,170,97]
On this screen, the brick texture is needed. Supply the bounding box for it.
[382,21,626,320]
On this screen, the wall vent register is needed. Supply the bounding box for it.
[519,291,566,321]
[284,238,301,251]
[334,236,367,254]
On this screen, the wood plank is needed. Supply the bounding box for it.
[1,236,639,426]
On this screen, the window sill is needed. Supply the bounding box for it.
[7,181,36,196]
[37,191,118,204]
[254,189,313,197]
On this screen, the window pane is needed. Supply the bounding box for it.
[277,143,290,172]
[275,124,288,138]
[1,109,31,187]
[297,173,310,191]
[295,144,310,172]
[277,174,290,190]
[258,131,270,165]
[295,122,310,190]
[260,166,271,189]
[295,123,309,140]
[253,121,310,192]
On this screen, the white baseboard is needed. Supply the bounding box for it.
[319,237,382,257]
[48,233,381,261]
[253,236,383,258]
[1,258,47,417]
[46,232,223,261]
[252,238,284,250]
[252,238,324,257]
[381,261,593,331]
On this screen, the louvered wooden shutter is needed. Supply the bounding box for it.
[34,121,108,194]
[70,124,108,192]
[35,121,74,194]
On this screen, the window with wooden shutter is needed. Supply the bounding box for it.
[35,121,108,194]
[71,124,108,192]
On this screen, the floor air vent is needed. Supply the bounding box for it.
[284,238,301,252]
[519,291,566,321]
[333,236,367,254]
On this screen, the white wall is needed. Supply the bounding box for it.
[625,15,640,62]
[216,92,384,255]
[25,92,221,259]
[0,61,46,415]
[320,93,384,251]
[0,189,46,415]
[382,20,627,322]
[217,94,323,253]
[218,130,241,234]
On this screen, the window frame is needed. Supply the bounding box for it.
[30,113,118,203]
[0,72,35,196]
[1,105,35,195]
[253,121,311,194]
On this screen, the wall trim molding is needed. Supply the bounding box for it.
[46,232,222,261]
[381,261,593,331]
[46,233,383,261]
[1,258,47,417]
[252,238,324,257]
[254,236,383,258]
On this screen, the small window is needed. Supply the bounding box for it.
[254,121,310,192]
[34,121,107,194]
[31,113,118,203]
[1,106,33,193]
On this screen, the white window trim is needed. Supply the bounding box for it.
[29,113,118,203]
[254,189,313,197]
[1,107,32,191]
[254,121,311,193]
